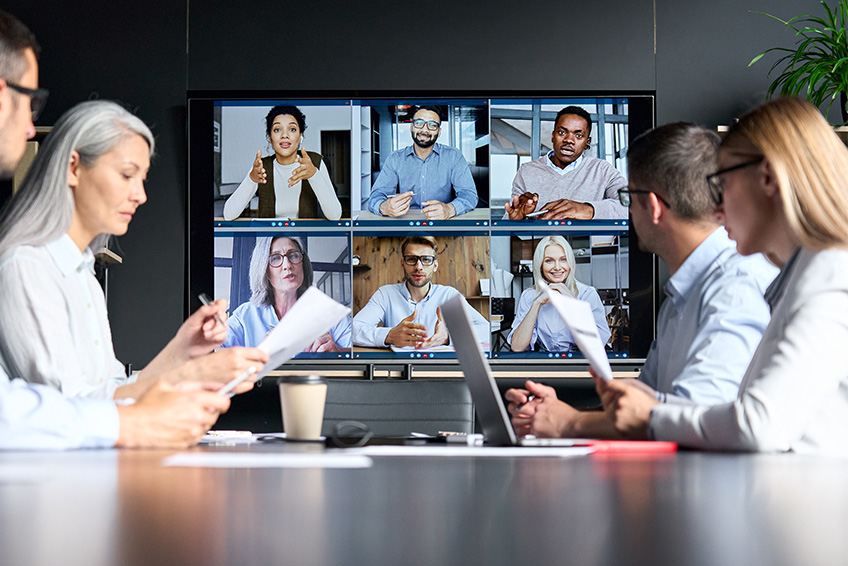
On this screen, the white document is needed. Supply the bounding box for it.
[163,453,372,469]
[255,286,351,378]
[537,280,613,382]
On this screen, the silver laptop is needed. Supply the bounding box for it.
[441,295,577,447]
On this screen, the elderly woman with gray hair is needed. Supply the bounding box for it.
[222,236,351,352]
[508,235,610,352]
[0,100,267,401]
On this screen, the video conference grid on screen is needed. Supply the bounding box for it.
[208,97,635,361]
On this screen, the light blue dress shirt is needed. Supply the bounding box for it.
[222,301,352,350]
[0,369,118,450]
[352,283,489,347]
[366,143,478,216]
[641,228,778,405]
[508,282,611,351]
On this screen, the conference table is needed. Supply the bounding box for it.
[1,441,846,566]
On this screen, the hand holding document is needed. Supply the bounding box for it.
[537,281,613,382]
[254,287,350,378]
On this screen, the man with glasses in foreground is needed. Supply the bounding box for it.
[366,105,478,220]
[506,122,778,439]
[352,235,488,348]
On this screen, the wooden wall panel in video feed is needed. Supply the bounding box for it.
[353,236,489,319]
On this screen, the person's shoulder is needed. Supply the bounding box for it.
[375,283,404,295]
[230,300,258,317]
[519,156,549,170]
[390,146,412,159]
[0,243,49,271]
[436,143,461,156]
[713,249,779,290]
[583,155,621,174]
[575,280,594,293]
[516,287,536,303]
[432,283,460,295]
[795,247,848,293]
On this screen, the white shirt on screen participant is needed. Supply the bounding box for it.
[223,159,341,220]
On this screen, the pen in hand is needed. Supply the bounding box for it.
[198,293,226,329]
[218,366,257,398]
[516,394,536,412]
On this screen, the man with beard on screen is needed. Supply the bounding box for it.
[366,105,478,220]
[352,236,489,348]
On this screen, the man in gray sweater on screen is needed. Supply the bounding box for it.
[504,106,627,220]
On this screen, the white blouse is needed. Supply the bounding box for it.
[223,159,342,220]
[650,247,848,455]
[0,235,131,400]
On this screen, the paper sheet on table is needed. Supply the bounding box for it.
[256,286,351,378]
[163,453,372,469]
[538,280,613,381]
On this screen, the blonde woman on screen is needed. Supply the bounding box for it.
[600,97,848,455]
[0,100,267,400]
[508,235,610,352]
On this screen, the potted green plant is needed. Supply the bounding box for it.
[749,0,848,124]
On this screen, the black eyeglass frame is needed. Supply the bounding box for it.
[268,251,304,267]
[411,118,440,131]
[617,187,670,208]
[402,254,436,266]
[705,157,764,206]
[4,81,49,121]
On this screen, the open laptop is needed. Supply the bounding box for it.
[441,295,578,447]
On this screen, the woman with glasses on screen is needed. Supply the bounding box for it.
[0,100,267,400]
[222,105,342,221]
[600,97,848,455]
[222,236,351,352]
[508,235,611,352]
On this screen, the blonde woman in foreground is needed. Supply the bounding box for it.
[599,97,848,455]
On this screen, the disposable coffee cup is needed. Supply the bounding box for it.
[277,375,328,441]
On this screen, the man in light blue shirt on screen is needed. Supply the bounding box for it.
[353,236,489,348]
[506,123,778,439]
[366,105,478,220]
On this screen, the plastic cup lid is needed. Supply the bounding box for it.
[277,375,326,385]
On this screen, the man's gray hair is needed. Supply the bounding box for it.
[627,122,720,222]
[0,100,155,256]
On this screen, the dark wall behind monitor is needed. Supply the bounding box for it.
[11,0,817,365]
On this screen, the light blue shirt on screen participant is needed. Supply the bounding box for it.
[507,281,611,352]
[642,227,778,405]
[0,368,118,450]
[352,283,489,347]
[366,143,478,216]
[222,302,352,350]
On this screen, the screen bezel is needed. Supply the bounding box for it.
[187,90,657,367]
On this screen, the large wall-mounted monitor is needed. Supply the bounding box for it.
[188,93,656,368]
